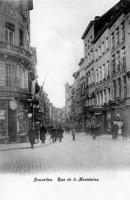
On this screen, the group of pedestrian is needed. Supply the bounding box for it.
[28,124,65,148]
[27,120,127,149]
[111,120,127,140]
[89,120,126,141]
[50,126,64,143]
[39,124,47,143]
[27,124,47,149]
[64,126,70,133]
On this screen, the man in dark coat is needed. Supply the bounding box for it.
[92,125,97,140]
[72,128,76,141]
[111,121,119,140]
[39,124,47,143]
[54,126,58,142]
[58,126,64,142]
[50,126,56,143]
[28,128,35,148]
[122,121,128,139]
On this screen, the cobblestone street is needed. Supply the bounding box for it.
[0,133,130,174]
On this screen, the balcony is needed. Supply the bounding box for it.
[0,41,31,64]
[0,86,31,99]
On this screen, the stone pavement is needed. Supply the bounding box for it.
[0,133,130,174]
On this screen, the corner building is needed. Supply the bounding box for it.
[0,0,35,143]
[81,0,130,135]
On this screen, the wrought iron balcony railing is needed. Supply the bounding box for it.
[0,41,31,63]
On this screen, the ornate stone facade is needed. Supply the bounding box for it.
[0,0,35,143]
[68,0,130,136]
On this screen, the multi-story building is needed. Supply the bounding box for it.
[47,104,66,126]
[65,82,72,121]
[81,16,100,131]
[78,58,86,130]
[83,0,130,134]
[68,0,130,135]
[0,0,36,143]
[71,70,81,128]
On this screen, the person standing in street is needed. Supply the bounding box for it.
[27,128,35,149]
[111,121,119,140]
[58,126,64,142]
[50,126,56,143]
[39,124,47,143]
[72,128,76,141]
[92,125,97,140]
[55,126,58,142]
[121,121,128,139]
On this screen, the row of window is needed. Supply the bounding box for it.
[87,69,94,86]
[85,21,125,65]
[85,49,94,66]
[85,35,93,49]
[6,64,28,89]
[112,47,126,74]
[113,76,127,100]
[82,48,126,89]
[85,88,110,107]
[96,61,110,83]
[95,38,109,61]
[80,69,85,79]
[83,76,127,107]
[5,21,29,47]
[85,36,109,65]
[0,61,29,89]
[85,97,95,107]
[85,37,109,66]
[111,21,125,49]
[81,60,110,89]
[96,88,110,106]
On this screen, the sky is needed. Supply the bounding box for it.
[30,0,119,108]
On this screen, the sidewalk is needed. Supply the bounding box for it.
[97,134,130,142]
[0,133,129,151]
[76,132,130,142]
[0,135,52,151]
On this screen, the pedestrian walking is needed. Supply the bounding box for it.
[111,121,119,140]
[72,128,76,141]
[92,125,97,140]
[58,126,64,142]
[34,126,39,143]
[27,128,35,149]
[50,126,56,143]
[55,126,58,142]
[39,124,47,143]
[122,121,128,139]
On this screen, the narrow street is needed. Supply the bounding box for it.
[0,133,130,174]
